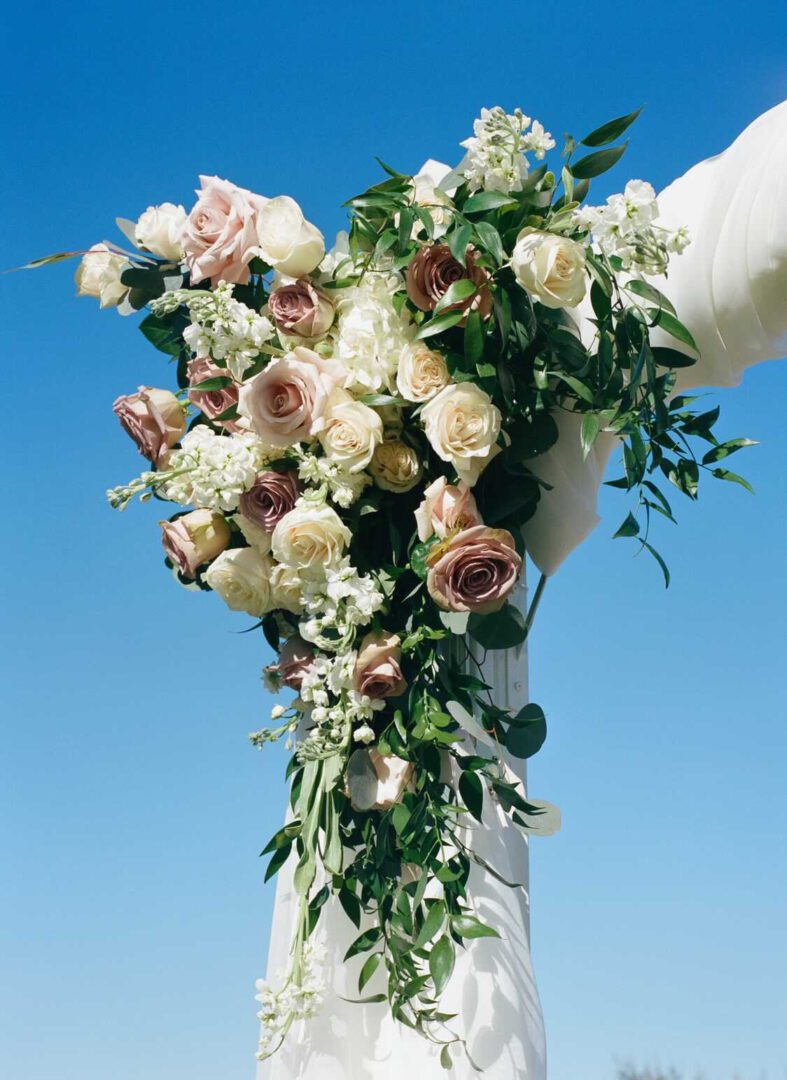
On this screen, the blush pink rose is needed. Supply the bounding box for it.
[426,524,521,614]
[353,631,407,699]
[239,470,300,533]
[268,280,335,338]
[278,635,315,691]
[414,476,483,543]
[182,175,268,286]
[112,386,186,463]
[160,509,231,578]
[237,346,346,447]
[187,357,239,427]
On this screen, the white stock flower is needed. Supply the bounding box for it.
[421,382,501,486]
[161,427,262,511]
[396,343,450,403]
[296,451,371,508]
[511,228,587,309]
[255,195,325,278]
[205,547,273,616]
[576,179,687,274]
[177,282,275,380]
[333,273,414,393]
[75,243,130,309]
[458,106,552,194]
[134,203,187,261]
[272,501,352,578]
[318,390,383,473]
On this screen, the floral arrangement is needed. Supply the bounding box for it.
[34,105,753,1069]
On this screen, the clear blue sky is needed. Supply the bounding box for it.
[2,3,785,1079]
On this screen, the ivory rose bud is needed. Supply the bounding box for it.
[271,502,352,578]
[354,631,407,699]
[268,279,335,338]
[396,343,450,403]
[369,440,423,493]
[414,476,482,542]
[239,470,300,533]
[255,196,325,278]
[112,386,186,463]
[237,347,345,447]
[421,383,501,486]
[204,546,273,616]
[426,524,521,614]
[278,636,314,691]
[511,228,587,309]
[406,243,492,320]
[347,749,414,812]
[160,509,231,578]
[187,356,239,424]
[182,175,268,286]
[75,243,130,308]
[134,202,187,262]
[319,390,383,473]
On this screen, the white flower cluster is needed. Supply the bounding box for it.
[154,282,275,380]
[333,272,414,393]
[299,558,386,653]
[255,940,325,1061]
[296,450,371,508]
[298,648,384,759]
[459,106,556,194]
[576,180,691,273]
[161,426,267,511]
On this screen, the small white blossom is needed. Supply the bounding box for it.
[353,723,376,745]
[459,106,553,193]
[161,427,265,511]
[296,450,371,508]
[332,272,414,393]
[576,180,690,274]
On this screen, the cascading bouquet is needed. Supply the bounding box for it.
[34,105,753,1068]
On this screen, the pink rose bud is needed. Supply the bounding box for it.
[187,356,239,425]
[353,631,407,699]
[406,243,492,320]
[268,280,335,338]
[414,476,483,543]
[112,386,186,463]
[239,470,300,533]
[160,509,231,579]
[278,636,315,691]
[426,524,522,614]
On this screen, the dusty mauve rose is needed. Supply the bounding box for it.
[187,357,239,424]
[278,635,315,691]
[160,509,231,578]
[268,280,335,338]
[414,476,482,542]
[426,524,521,614]
[112,386,186,463]
[237,347,345,447]
[347,749,414,811]
[182,175,267,286]
[239,470,300,533]
[406,243,492,320]
[353,631,407,699]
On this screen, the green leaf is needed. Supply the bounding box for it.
[138,312,182,357]
[613,511,640,538]
[264,840,292,882]
[190,376,233,392]
[625,277,676,315]
[451,913,500,940]
[414,310,465,340]
[570,142,629,179]
[462,190,518,213]
[581,107,643,147]
[434,277,477,314]
[711,467,754,493]
[464,309,484,365]
[415,900,446,950]
[339,887,362,928]
[358,952,382,993]
[580,413,600,459]
[447,223,473,265]
[643,541,671,588]
[468,603,528,650]
[459,770,483,822]
[702,438,758,464]
[440,1045,453,1070]
[344,927,383,962]
[473,221,505,264]
[429,934,455,996]
[651,346,696,369]
[648,309,698,352]
[505,703,547,759]
[410,536,439,579]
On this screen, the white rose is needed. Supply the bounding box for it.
[271,502,352,578]
[270,562,304,613]
[511,228,587,309]
[319,390,383,473]
[134,202,187,261]
[204,547,273,616]
[420,383,501,486]
[254,195,324,278]
[369,439,423,493]
[75,243,130,309]
[234,513,272,556]
[396,343,450,403]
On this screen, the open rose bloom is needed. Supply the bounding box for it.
[60,100,779,1067]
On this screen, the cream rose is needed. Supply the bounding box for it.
[347,750,414,812]
[271,502,352,578]
[270,561,304,613]
[134,203,187,261]
[160,509,231,578]
[204,547,273,616]
[255,196,324,278]
[510,228,587,309]
[369,439,423,493]
[420,383,501,486]
[319,390,383,473]
[75,243,130,308]
[414,476,482,542]
[396,343,450,403]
